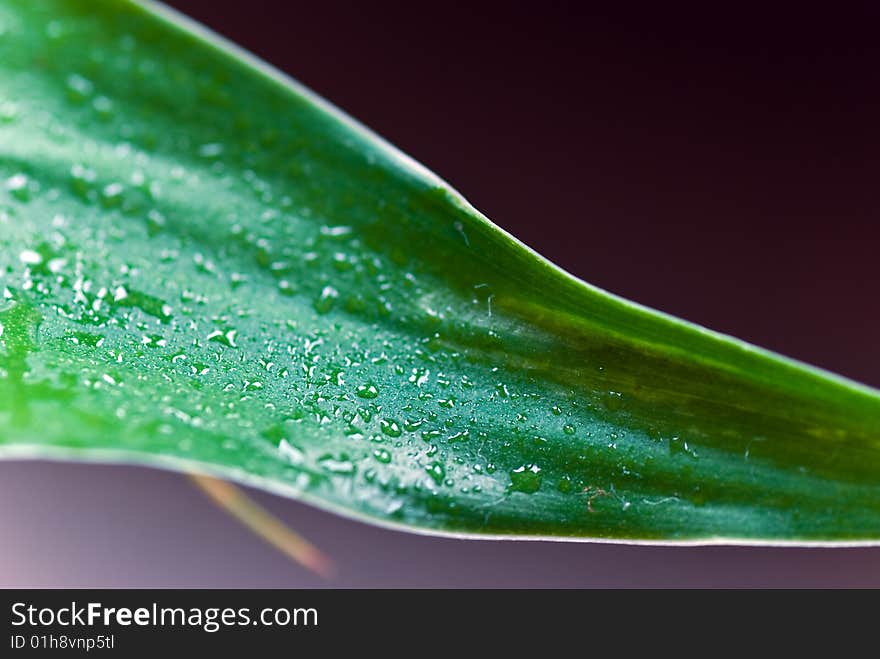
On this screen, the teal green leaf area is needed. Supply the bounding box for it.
[1,0,878,543]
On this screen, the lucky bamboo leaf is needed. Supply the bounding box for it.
[1,0,878,544]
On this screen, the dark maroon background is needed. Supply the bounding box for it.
[1,1,878,587]
[163,0,880,385]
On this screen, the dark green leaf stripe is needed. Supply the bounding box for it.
[1,0,878,542]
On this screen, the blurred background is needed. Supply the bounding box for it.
[2,0,879,587]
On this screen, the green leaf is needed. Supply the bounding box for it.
[1,0,878,544]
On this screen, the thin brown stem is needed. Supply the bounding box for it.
[189,473,335,579]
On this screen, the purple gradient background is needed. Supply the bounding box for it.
[2,1,879,587]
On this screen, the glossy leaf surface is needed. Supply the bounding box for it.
[1,0,878,542]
